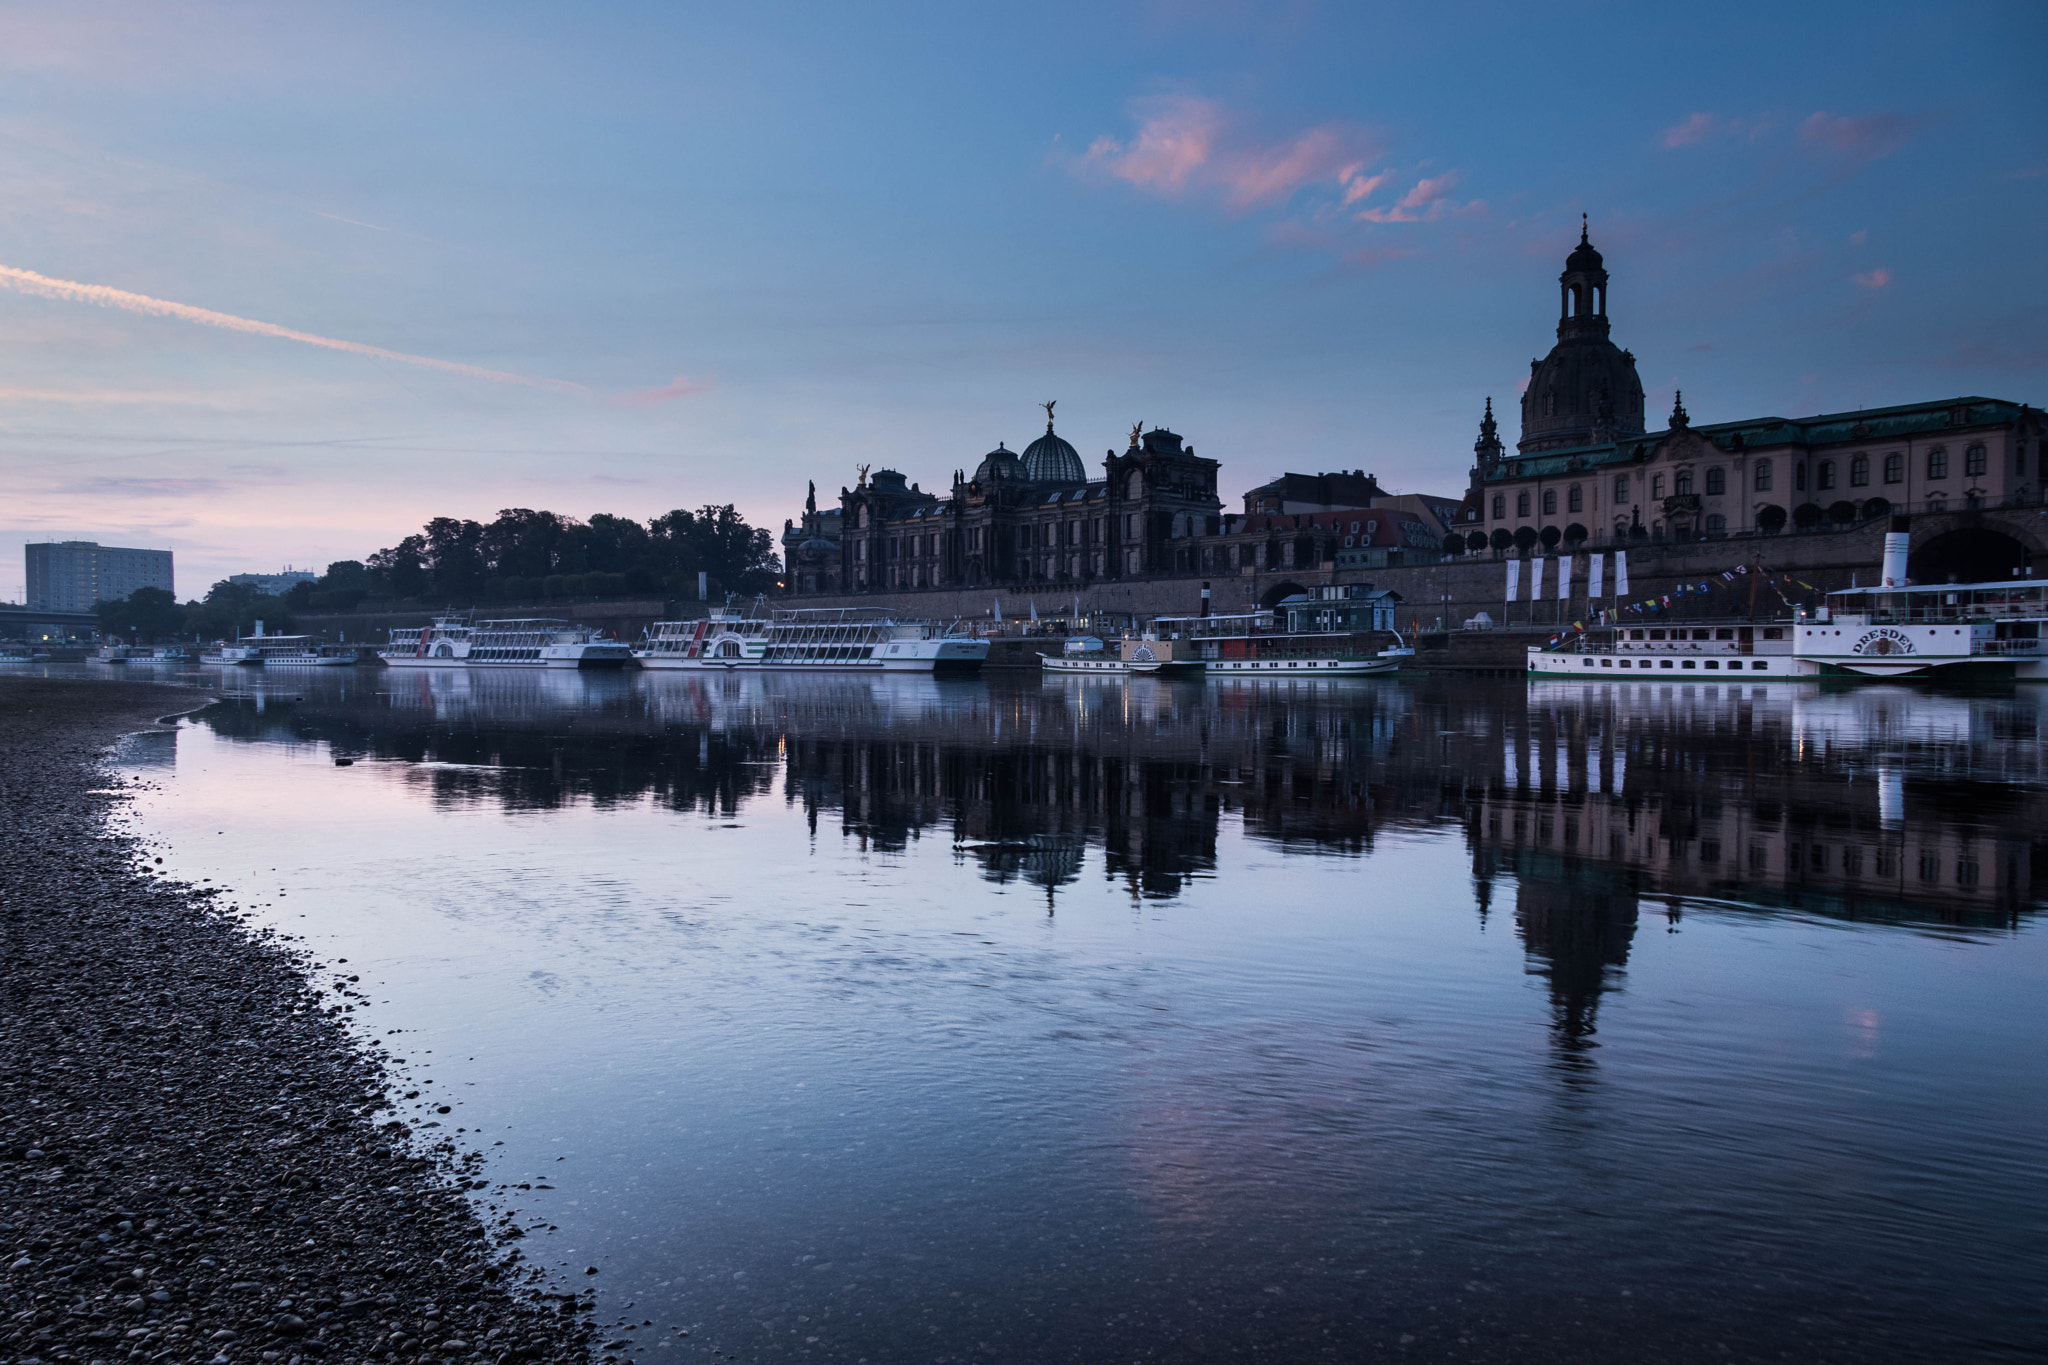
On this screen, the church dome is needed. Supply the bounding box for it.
[1519,221,1644,454]
[973,442,1020,483]
[1021,423,1085,484]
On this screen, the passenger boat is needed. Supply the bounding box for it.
[463,618,635,668]
[1160,610,1400,678]
[151,646,194,663]
[649,608,987,672]
[1040,634,1206,677]
[95,643,133,663]
[380,617,474,667]
[241,635,358,667]
[1526,620,1796,678]
[1791,580,2048,680]
[635,609,771,669]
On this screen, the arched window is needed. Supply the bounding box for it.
[1817,460,1835,490]
[1850,454,1869,487]
[1675,470,1694,495]
[1652,474,1665,499]
[1705,467,1725,495]
[1542,489,1557,515]
[1884,452,1904,483]
[1754,460,1774,491]
[1705,513,1727,535]
[1614,475,1629,503]
[1966,444,1988,477]
[1927,447,1948,479]
[1517,492,1531,517]
[1492,494,1505,520]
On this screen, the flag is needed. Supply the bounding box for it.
[1530,556,1545,601]
[1589,553,1605,600]
[1722,571,1735,581]
[1557,554,1571,602]
[1615,550,1631,596]
[1505,559,1521,601]
[993,598,1002,620]
[1029,598,1039,623]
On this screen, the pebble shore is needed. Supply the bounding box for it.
[0,679,593,1365]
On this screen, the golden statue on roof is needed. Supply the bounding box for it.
[1041,399,1057,426]
[855,463,870,489]
[1128,422,1143,448]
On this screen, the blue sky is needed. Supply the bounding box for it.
[2,0,2043,597]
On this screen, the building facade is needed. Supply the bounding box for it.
[26,541,174,612]
[1467,229,2044,560]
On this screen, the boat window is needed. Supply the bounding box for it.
[1716,628,1735,640]
[1762,628,1784,640]
[1649,630,1666,640]
[1629,630,1645,640]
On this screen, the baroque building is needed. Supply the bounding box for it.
[1468,226,2043,564]
[781,406,1224,594]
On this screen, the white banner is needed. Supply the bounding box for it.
[1529,555,1545,602]
[1557,554,1572,601]
[1505,559,1520,601]
[1615,550,1631,597]
[1589,553,1605,600]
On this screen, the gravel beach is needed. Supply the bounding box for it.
[0,679,592,1365]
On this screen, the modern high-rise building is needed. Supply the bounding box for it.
[26,541,175,612]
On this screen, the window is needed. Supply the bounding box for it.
[1754,460,1773,491]
[1928,447,1948,479]
[2018,445,2029,477]
[1966,444,1987,477]
[1705,467,1725,495]
[1614,475,1629,503]
[1705,513,1726,534]
[1884,452,1903,484]
[1817,460,1835,490]
[1542,490,1557,515]
[1675,470,1693,495]
[1492,494,1505,520]
[1850,453,1869,487]
[1652,474,1665,499]
[1568,485,1583,512]
[1918,852,1941,883]
[1517,492,1531,517]
[1795,462,1807,492]
[1350,521,1360,533]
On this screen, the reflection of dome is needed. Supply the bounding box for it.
[973,442,1020,483]
[1021,423,1086,484]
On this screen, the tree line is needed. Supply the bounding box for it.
[93,504,782,640]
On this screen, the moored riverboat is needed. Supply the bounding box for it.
[1159,610,1399,678]
[662,609,987,672]
[1527,619,1797,678]
[1791,580,2048,680]
[465,618,635,668]
[635,610,772,669]
[1041,634,1207,677]
[381,617,474,667]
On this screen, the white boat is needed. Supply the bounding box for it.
[1041,634,1206,676]
[381,617,474,668]
[1527,620,1796,678]
[95,643,133,663]
[655,608,987,672]
[1161,610,1399,678]
[635,610,771,669]
[240,635,357,667]
[1792,580,2048,680]
[465,618,635,669]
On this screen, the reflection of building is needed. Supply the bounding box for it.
[27,540,174,611]
[1470,227,2043,548]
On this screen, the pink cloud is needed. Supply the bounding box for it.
[1076,94,1381,211]
[1356,171,1464,223]
[611,375,711,407]
[1800,111,1914,160]
[1660,113,1718,148]
[1853,268,1893,290]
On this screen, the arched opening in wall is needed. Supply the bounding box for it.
[1259,581,1310,609]
[1908,528,2031,584]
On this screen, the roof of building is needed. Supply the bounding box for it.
[1481,396,2039,485]
[1021,422,1086,484]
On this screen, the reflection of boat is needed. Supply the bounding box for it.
[466,619,634,669]
[1527,619,1797,678]
[636,610,771,669]
[381,617,473,668]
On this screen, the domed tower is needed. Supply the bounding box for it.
[1518,217,1645,454]
[1020,401,1086,484]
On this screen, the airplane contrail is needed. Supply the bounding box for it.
[0,264,586,395]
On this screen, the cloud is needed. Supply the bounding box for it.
[1075,94,1381,212]
[1800,111,1913,160]
[1853,267,1893,290]
[57,477,227,499]
[0,264,586,393]
[0,384,255,409]
[1849,229,1868,245]
[610,375,711,407]
[1356,172,1464,223]
[2009,161,2048,180]
[1660,113,1718,148]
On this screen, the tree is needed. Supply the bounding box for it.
[1792,502,1824,530]
[1466,531,1489,554]
[1489,528,1513,553]
[1513,526,1539,553]
[366,536,429,598]
[1755,504,1788,533]
[1828,500,1858,526]
[1539,525,1562,549]
[1563,523,1589,545]
[96,587,185,642]
[422,518,488,599]
[185,581,295,640]
[1441,533,1465,556]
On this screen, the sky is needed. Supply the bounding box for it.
[2,0,2044,600]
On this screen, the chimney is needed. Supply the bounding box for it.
[1881,515,1910,586]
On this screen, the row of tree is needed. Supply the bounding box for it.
[300,505,780,609]
[96,582,297,642]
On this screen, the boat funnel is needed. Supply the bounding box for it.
[1881,515,1910,586]
[254,619,264,638]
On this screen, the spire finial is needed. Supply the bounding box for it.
[1041,399,1057,430]
[1670,389,1689,429]
[1580,212,1589,246]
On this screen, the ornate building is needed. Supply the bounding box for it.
[1469,226,2043,561]
[781,405,1224,594]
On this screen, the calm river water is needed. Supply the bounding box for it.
[55,663,2048,1361]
